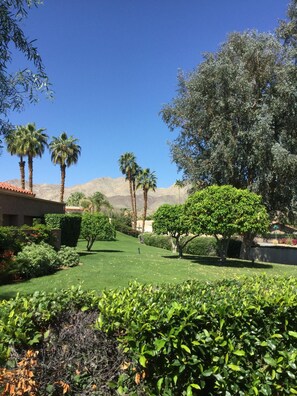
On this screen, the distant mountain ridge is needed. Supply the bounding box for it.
[6,177,188,213]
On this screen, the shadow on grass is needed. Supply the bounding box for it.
[0,290,18,300]
[79,249,124,256]
[162,255,273,269]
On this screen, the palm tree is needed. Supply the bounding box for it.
[21,123,48,192]
[137,168,157,233]
[5,126,27,189]
[118,152,139,229]
[49,132,81,202]
[90,191,112,213]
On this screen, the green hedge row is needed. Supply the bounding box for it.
[140,233,243,258]
[140,233,172,250]
[2,277,296,394]
[45,214,81,247]
[97,276,297,395]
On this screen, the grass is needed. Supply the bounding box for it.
[1,232,297,299]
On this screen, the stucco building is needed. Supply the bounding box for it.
[0,182,65,226]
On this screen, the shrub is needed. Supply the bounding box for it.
[21,224,57,247]
[58,246,80,267]
[45,214,81,247]
[0,227,24,254]
[111,213,140,238]
[140,233,172,251]
[97,276,297,395]
[16,242,61,279]
[183,236,218,256]
[0,250,20,285]
[81,213,116,251]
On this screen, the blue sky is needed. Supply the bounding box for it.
[1,0,287,188]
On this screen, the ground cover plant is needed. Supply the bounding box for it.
[1,232,297,299]
[1,276,297,395]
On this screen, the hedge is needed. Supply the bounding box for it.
[140,233,172,251]
[1,277,297,395]
[45,214,81,247]
[97,276,297,395]
[183,236,218,256]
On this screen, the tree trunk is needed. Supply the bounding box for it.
[132,178,137,230]
[215,235,230,264]
[128,176,135,229]
[19,157,26,190]
[240,233,255,261]
[28,156,33,192]
[142,188,148,233]
[60,164,66,202]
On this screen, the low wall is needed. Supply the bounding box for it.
[250,244,297,265]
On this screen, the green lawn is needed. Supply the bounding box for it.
[1,232,297,299]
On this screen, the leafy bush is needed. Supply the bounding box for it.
[57,246,80,267]
[183,236,218,256]
[97,276,297,395]
[0,250,20,285]
[0,227,24,254]
[0,287,98,365]
[81,213,116,251]
[16,242,61,279]
[140,233,172,251]
[21,224,57,247]
[111,213,140,237]
[45,214,82,247]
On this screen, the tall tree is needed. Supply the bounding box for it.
[0,0,51,146]
[161,30,297,217]
[49,132,81,202]
[5,126,27,189]
[66,192,86,206]
[21,123,48,192]
[118,152,139,229]
[89,191,112,214]
[137,168,157,233]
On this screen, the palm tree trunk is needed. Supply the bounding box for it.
[28,156,33,192]
[60,164,66,202]
[132,178,137,230]
[142,188,148,233]
[19,156,26,190]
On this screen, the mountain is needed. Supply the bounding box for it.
[6,177,188,213]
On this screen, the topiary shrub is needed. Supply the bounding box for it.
[140,233,172,251]
[45,214,81,247]
[57,246,80,267]
[183,236,218,256]
[16,242,61,279]
[81,213,116,251]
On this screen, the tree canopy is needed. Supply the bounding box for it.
[185,185,269,262]
[0,0,51,145]
[153,203,196,258]
[161,26,297,217]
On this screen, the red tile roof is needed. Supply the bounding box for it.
[0,182,35,196]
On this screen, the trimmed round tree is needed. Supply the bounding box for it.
[81,213,116,251]
[153,204,199,258]
[185,185,269,262]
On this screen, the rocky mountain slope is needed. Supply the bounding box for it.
[6,177,188,213]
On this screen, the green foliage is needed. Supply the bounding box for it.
[0,227,24,254]
[183,236,218,256]
[0,287,98,365]
[45,214,82,247]
[97,276,297,395]
[185,185,269,261]
[111,212,140,237]
[81,213,116,251]
[0,0,51,141]
[153,204,195,257]
[140,233,172,251]
[66,191,86,206]
[161,30,297,216]
[57,246,80,267]
[20,224,57,246]
[16,242,61,279]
